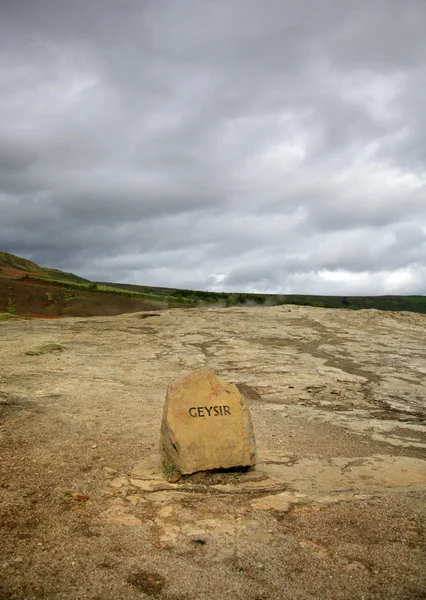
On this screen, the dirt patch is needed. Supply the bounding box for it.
[127,570,166,596]
[0,276,166,317]
[0,267,43,279]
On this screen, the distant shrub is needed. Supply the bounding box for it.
[7,297,16,314]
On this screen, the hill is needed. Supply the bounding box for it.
[0,251,44,274]
[0,251,90,283]
[100,282,426,314]
[0,251,170,318]
[1,250,426,317]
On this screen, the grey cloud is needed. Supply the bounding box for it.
[0,137,38,174]
[1,0,426,294]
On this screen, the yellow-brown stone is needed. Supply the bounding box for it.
[160,369,256,474]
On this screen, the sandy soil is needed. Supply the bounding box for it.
[1,305,425,599]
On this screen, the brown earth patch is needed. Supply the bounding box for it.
[0,267,43,279]
[0,276,166,317]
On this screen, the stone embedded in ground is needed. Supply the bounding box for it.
[160,369,257,475]
[109,476,129,488]
[100,506,142,526]
[251,491,306,512]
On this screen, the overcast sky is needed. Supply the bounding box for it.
[1,0,425,294]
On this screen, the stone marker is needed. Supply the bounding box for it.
[161,369,256,475]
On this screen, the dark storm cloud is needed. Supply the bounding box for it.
[1,0,425,293]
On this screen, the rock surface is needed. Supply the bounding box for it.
[1,305,426,600]
[161,369,256,474]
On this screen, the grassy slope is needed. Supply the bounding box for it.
[1,251,426,315]
[0,253,169,316]
[277,294,426,313]
[41,268,90,284]
[96,281,179,295]
[0,251,44,273]
[0,251,89,283]
[99,281,426,314]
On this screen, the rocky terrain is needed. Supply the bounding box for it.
[1,305,425,599]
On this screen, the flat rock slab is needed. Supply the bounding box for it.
[161,369,256,474]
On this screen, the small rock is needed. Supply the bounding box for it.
[158,505,174,519]
[344,561,368,573]
[73,493,90,502]
[91,444,97,449]
[103,467,118,475]
[13,556,24,563]
[2,562,10,569]
[130,479,172,492]
[238,470,268,483]
[131,458,162,479]
[252,491,306,512]
[100,507,142,526]
[299,540,329,558]
[167,470,181,483]
[25,344,64,356]
[211,545,236,563]
[109,476,128,488]
[149,490,185,503]
[126,495,146,506]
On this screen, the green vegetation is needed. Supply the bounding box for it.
[6,297,16,314]
[25,344,64,356]
[0,313,30,322]
[0,251,43,273]
[0,251,90,283]
[272,294,426,313]
[13,274,426,314]
[45,291,57,313]
[19,275,171,307]
[99,283,426,314]
[2,250,426,315]
[41,267,90,284]
[163,460,180,482]
[0,313,15,321]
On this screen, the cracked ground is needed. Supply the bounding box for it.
[1,305,425,599]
